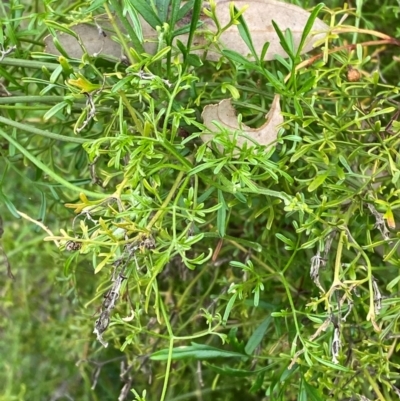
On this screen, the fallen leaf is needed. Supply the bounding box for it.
[139,1,329,62]
[140,1,329,62]
[44,24,123,60]
[44,1,329,63]
[201,0,329,61]
[201,94,282,150]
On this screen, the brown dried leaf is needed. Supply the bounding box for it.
[202,0,329,61]
[201,94,282,149]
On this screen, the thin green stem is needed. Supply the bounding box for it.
[146,170,185,230]
[119,91,144,134]
[0,96,85,104]
[279,272,303,343]
[333,230,345,284]
[228,239,300,294]
[159,295,174,401]
[0,116,89,144]
[0,58,59,70]
[107,0,145,58]
[104,2,136,65]
[0,128,107,199]
[363,368,386,401]
[281,236,301,274]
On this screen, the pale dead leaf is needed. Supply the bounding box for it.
[201,94,282,150]
[139,1,329,61]
[44,1,328,62]
[44,24,123,60]
[202,0,329,61]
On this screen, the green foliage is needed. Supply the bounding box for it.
[1,0,400,400]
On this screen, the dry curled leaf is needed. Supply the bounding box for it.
[202,0,329,61]
[201,94,282,150]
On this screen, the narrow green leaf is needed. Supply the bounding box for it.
[0,128,105,199]
[205,362,273,377]
[151,342,246,361]
[274,54,292,71]
[240,186,291,204]
[222,49,261,72]
[0,188,20,218]
[298,75,317,94]
[51,36,73,59]
[44,21,79,38]
[175,38,187,57]
[260,41,270,62]
[261,68,286,91]
[128,0,162,29]
[224,235,262,252]
[63,252,79,277]
[37,190,47,230]
[177,0,194,20]
[338,154,353,173]
[184,0,203,57]
[157,0,171,22]
[308,172,329,192]
[235,6,258,61]
[149,46,172,63]
[290,145,312,163]
[387,273,400,291]
[223,292,237,325]
[296,3,325,58]
[189,161,218,175]
[302,380,324,401]
[173,23,201,37]
[311,354,353,372]
[185,53,203,67]
[275,233,295,247]
[0,116,88,144]
[43,101,68,121]
[245,316,272,355]
[271,20,294,60]
[86,0,106,13]
[217,189,227,237]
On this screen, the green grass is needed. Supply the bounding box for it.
[1,0,400,400]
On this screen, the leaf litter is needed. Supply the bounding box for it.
[201,94,283,150]
[43,1,328,150]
